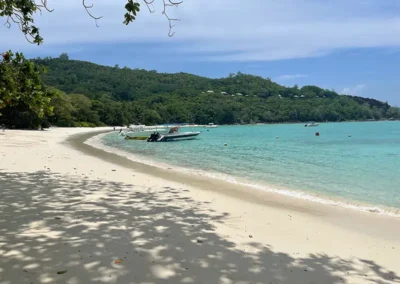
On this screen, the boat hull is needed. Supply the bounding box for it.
[158,132,201,142]
[305,123,319,127]
[124,129,168,139]
[125,136,148,140]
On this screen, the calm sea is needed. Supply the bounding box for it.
[100,121,400,214]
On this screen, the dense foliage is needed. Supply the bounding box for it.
[2,52,399,128]
[0,51,52,129]
[30,55,400,127]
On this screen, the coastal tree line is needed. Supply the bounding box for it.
[1,53,400,129]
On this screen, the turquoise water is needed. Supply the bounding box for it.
[101,121,400,212]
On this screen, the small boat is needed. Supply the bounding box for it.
[205,123,218,128]
[147,126,200,142]
[123,125,169,140]
[304,122,319,127]
[157,131,201,142]
[124,135,148,140]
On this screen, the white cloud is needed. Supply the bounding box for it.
[1,0,400,61]
[342,84,366,95]
[274,74,308,81]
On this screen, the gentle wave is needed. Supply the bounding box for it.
[85,132,400,218]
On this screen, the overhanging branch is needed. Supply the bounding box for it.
[1,0,185,45]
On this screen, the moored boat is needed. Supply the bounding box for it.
[304,122,319,127]
[158,131,201,142]
[147,126,201,142]
[124,135,148,140]
[205,123,218,128]
[122,125,169,140]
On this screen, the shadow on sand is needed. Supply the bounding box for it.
[0,171,398,284]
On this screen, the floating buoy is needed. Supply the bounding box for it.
[276,136,279,139]
[315,132,320,136]
[348,134,352,137]
[224,143,228,146]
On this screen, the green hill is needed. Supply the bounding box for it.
[32,55,400,126]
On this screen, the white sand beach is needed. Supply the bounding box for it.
[1,127,400,284]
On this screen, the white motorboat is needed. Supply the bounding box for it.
[147,126,201,142]
[205,123,218,128]
[304,122,319,127]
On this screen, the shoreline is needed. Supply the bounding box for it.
[1,127,400,283]
[83,131,400,218]
[68,130,400,243]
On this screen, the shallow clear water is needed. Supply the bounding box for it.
[102,121,400,210]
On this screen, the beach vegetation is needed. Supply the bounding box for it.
[32,56,400,126]
[0,51,53,129]
[2,54,400,128]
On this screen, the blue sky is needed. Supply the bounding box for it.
[1,0,400,105]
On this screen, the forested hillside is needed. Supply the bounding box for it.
[29,55,400,127]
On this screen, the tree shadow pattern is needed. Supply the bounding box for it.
[0,171,399,284]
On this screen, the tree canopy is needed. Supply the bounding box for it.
[0,0,183,44]
[2,53,400,128]
[0,51,53,128]
[20,55,399,127]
